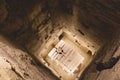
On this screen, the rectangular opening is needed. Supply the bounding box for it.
[38,29,96,80]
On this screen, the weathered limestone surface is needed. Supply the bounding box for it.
[78,0,120,38]
[77,0,120,80]
[0,36,58,80]
[0,0,120,80]
[80,40,120,80]
[96,47,120,80]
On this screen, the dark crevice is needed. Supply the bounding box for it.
[5,59,24,79]
[77,29,85,36]
[11,67,24,79]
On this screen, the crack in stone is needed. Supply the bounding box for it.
[5,59,24,79]
[11,67,24,79]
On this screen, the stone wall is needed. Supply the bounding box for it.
[0,36,58,80]
[0,0,120,80]
[0,0,107,52]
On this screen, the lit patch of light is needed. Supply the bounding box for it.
[48,39,85,74]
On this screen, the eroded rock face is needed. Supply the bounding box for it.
[78,0,120,36]
[0,0,119,48]
[0,0,120,80]
[0,36,58,80]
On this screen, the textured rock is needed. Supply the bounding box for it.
[0,0,120,80]
[0,36,58,80]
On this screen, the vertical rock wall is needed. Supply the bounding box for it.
[0,0,120,80]
[0,36,58,80]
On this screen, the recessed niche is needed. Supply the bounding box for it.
[48,39,84,73]
[38,29,97,80]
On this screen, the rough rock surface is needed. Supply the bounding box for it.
[0,0,120,80]
[0,36,58,80]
